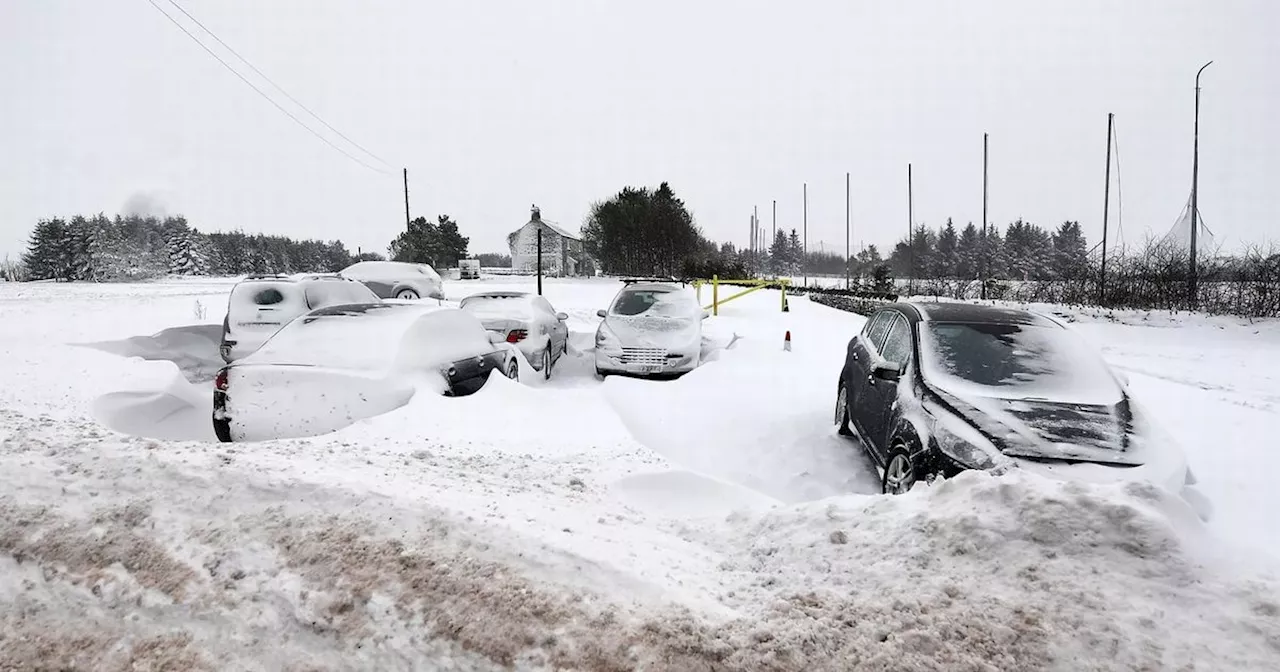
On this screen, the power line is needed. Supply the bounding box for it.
[145,0,393,176]
[163,0,392,170]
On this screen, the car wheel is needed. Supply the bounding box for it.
[212,415,232,443]
[882,447,917,495]
[835,381,853,436]
[396,288,419,300]
[542,347,552,380]
[504,359,519,380]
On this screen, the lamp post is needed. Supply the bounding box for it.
[1189,60,1213,306]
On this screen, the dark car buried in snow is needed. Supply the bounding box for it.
[834,301,1209,517]
[213,303,516,443]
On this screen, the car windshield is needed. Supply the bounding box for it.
[919,321,1122,404]
[610,288,696,318]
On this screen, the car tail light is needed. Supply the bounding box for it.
[214,369,229,391]
[506,329,528,343]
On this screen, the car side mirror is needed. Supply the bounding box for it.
[872,363,902,382]
[556,312,569,321]
[596,309,607,318]
[488,332,506,344]
[701,310,710,320]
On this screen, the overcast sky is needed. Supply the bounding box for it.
[3,0,1277,262]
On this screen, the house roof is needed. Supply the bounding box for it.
[515,218,579,241]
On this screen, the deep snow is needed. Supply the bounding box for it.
[1,276,1279,670]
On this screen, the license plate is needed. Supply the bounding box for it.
[633,364,663,373]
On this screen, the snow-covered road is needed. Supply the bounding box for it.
[2,277,1278,670]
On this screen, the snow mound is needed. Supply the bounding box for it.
[603,345,881,502]
[611,469,778,518]
[93,390,216,442]
[705,469,1280,670]
[76,324,224,383]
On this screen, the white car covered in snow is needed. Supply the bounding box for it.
[459,290,570,379]
[212,303,516,442]
[339,260,445,301]
[219,274,381,363]
[594,281,708,378]
[834,301,1211,519]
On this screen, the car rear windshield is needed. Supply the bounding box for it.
[611,289,695,317]
[230,283,302,312]
[920,321,1122,404]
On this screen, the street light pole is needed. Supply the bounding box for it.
[1189,60,1213,306]
[981,134,988,300]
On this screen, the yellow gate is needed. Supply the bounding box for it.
[691,276,791,316]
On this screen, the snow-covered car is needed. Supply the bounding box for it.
[459,291,569,379]
[594,282,707,378]
[339,260,445,301]
[212,303,516,442]
[219,274,381,363]
[833,301,1210,517]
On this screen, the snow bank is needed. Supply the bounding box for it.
[76,324,225,383]
[695,469,1280,671]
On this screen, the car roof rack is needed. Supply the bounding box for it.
[244,273,293,280]
[621,276,686,286]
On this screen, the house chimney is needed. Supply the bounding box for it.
[531,204,541,222]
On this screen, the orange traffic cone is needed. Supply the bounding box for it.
[783,330,792,351]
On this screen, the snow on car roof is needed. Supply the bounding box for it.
[907,301,1061,327]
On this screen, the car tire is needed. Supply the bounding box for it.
[882,445,917,495]
[542,347,552,380]
[835,381,853,436]
[212,415,232,443]
[505,359,519,380]
[396,288,419,300]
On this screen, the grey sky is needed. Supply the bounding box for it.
[2,0,1277,263]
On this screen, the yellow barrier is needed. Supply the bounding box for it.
[692,276,791,316]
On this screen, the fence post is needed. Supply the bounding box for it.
[712,275,719,316]
[780,282,787,312]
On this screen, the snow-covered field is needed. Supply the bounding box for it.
[2,276,1279,670]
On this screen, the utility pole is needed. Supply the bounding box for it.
[1100,113,1114,305]
[1190,60,1213,306]
[981,134,988,300]
[907,164,914,296]
[403,168,411,230]
[772,199,777,244]
[845,171,851,291]
[753,205,759,276]
[535,207,543,295]
[802,182,808,287]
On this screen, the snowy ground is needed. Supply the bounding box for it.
[2,276,1279,670]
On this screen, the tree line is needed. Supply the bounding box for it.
[18,214,361,282]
